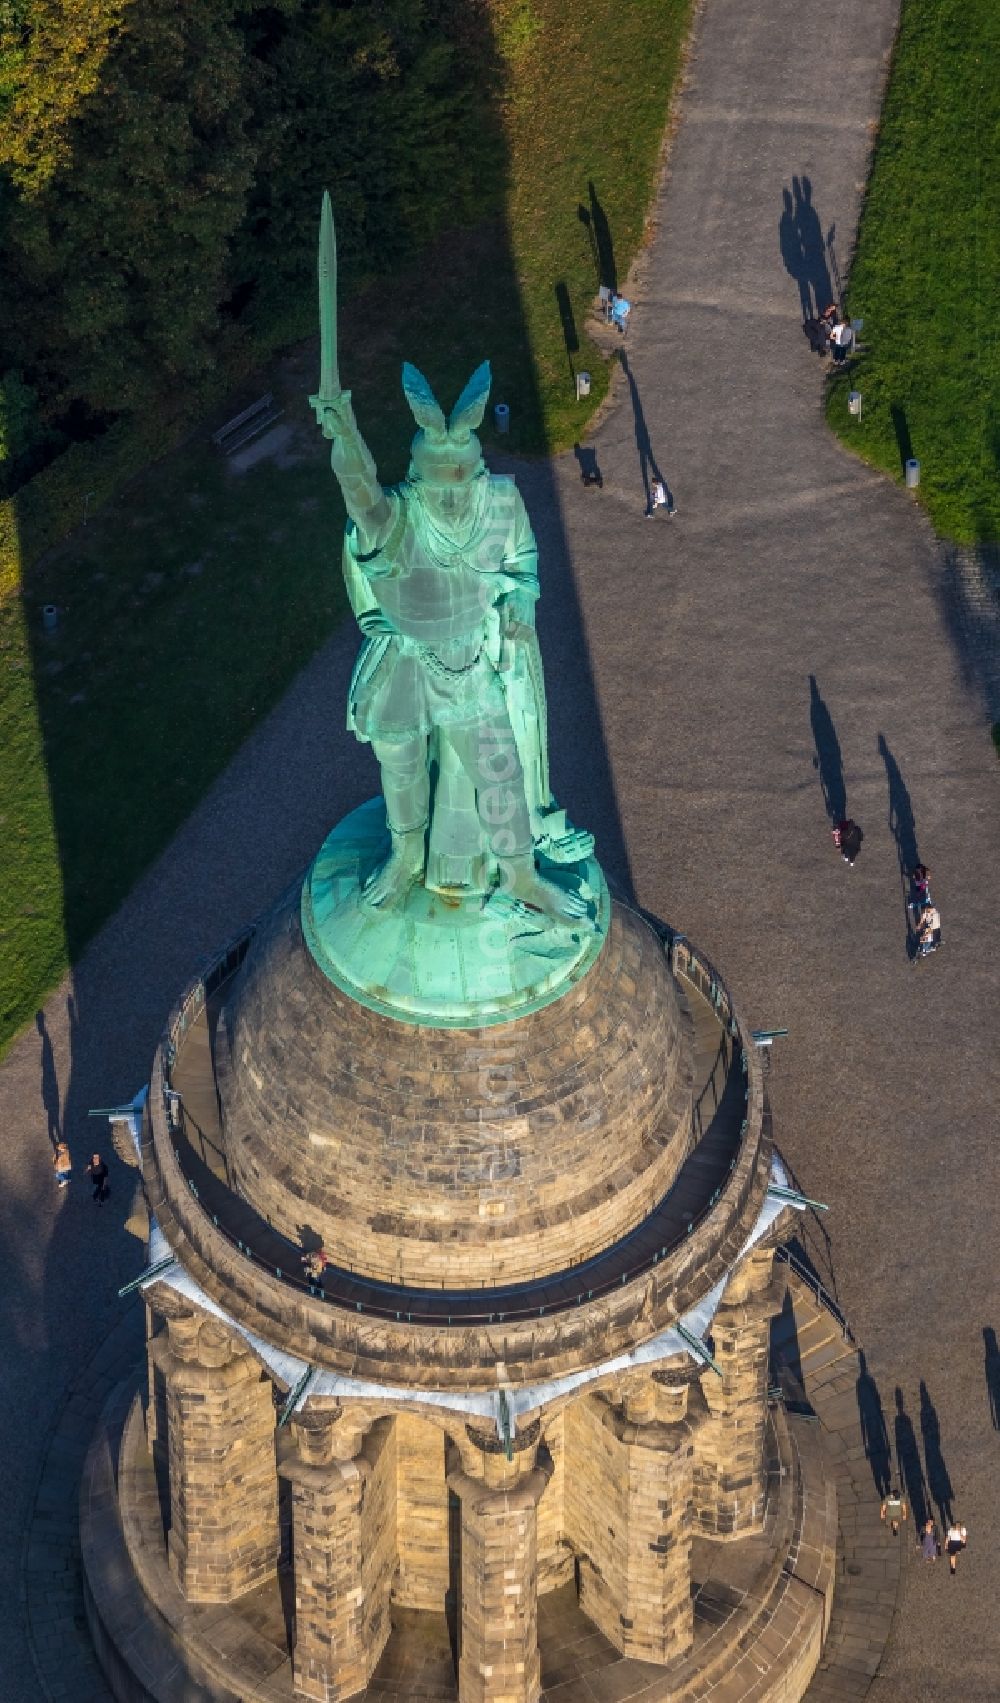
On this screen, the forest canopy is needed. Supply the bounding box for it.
[0,0,499,495]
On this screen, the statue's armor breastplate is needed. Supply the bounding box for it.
[371,483,513,662]
[376,542,496,661]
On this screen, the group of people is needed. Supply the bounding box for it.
[830,827,942,960]
[51,1143,110,1202]
[881,1492,969,1574]
[804,300,855,362]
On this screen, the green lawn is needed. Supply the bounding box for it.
[1,0,695,1052]
[827,0,1000,543]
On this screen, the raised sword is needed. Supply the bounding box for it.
[309,190,342,438]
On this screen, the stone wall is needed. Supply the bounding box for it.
[220,899,695,1289]
[151,1314,278,1604]
[394,1412,450,1611]
[563,1385,694,1662]
[360,1419,397,1663]
[563,1390,621,1640]
[699,1248,775,1537]
[536,1411,573,1593]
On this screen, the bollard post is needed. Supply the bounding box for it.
[42,604,58,633]
[847,391,862,417]
[494,402,510,435]
[575,371,591,401]
[905,458,920,489]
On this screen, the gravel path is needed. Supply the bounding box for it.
[3,0,999,1699]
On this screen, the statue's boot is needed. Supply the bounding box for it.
[363,826,427,908]
[533,804,595,866]
[500,852,592,927]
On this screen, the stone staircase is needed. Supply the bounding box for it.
[771,1272,902,1702]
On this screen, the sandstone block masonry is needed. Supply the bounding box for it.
[701,1246,777,1537]
[448,1429,552,1703]
[150,1308,279,1603]
[280,1407,396,1702]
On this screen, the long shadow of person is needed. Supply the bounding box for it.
[984,1328,1000,1430]
[878,733,921,954]
[619,353,672,515]
[856,1349,891,1497]
[809,676,847,824]
[894,1387,928,1532]
[587,179,617,294]
[791,175,834,317]
[919,1380,954,1526]
[35,1009,61,1147]
[878,733,919,870]
[779,187,809,319]
[825,221,844,309]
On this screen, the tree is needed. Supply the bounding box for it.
[0,0,256,425]
[229,0,499,338]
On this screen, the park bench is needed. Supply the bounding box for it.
[211,392,284,456]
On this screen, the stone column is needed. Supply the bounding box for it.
[280,1405,395,1703]
[701,1245,776,1536]
[151,1309,278,1602]
[448,1424,551,1703]
[577,1372,695,1664]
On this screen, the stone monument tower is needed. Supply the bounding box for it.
[80,198,837,1703]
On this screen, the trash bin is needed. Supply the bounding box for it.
[494,403,510,435]
[847,391,862,417]
[575,371,591,401]
[905,458,920,489]
[42,604,58,632]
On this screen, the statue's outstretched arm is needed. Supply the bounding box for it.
[324,392,393,552]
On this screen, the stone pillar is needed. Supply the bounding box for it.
[448,1425,551,1703]
[151,1310,278,1602]
[567,1373,694,1664]
[701,1245,776,1536]
[280,1405,395,1703]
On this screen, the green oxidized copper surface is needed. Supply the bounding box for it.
[302,799,609,1028]
[304,195,605,1025]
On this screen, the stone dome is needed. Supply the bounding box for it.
[215,884,694,1289]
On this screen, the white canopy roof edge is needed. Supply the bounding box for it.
[141,1152,800,1438]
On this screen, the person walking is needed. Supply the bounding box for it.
[919,1518,939,1562]
[86,1152,110,1205]
[301,1246,332,1283]
[833,817,864,867]
[646,478,675,518]
[881,1487,907,1537]
[910,862,931,904]
[52,1141,72,1188]
[945,1521,968,1575]
[913,901,942,961]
